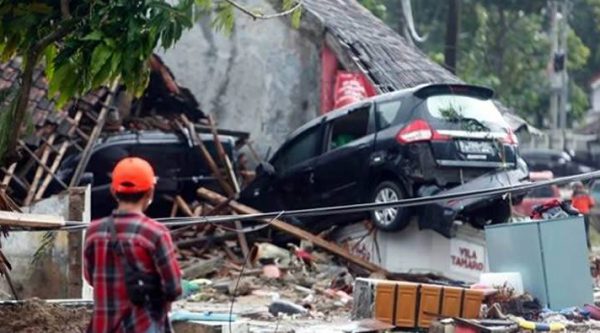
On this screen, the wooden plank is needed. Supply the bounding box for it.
[34,141,69,200]
[24,134,56,205]
[34,112,84,203]
[175,195,194,217]
[196,187,389,275]
[35,111,82,200]
[204,116,250,259]
[207,115,238,191]
[69,80,119,187]
[181,115,234,195]
[18,141,68,190]
[2,163,16,187]
[0,210,64,228]
[246,141,262,163]
[170,199,179,217]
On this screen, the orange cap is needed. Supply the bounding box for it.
[111,157,156,193]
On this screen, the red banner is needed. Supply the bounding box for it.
[333,71,375,109]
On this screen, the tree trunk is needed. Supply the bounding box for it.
[2,53,38,166]
[444,0,460,73]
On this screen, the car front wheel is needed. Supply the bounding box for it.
[371,181,410,231]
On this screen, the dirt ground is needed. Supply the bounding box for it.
[0,299,91,333]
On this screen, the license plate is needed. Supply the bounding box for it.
[458,141,495,154]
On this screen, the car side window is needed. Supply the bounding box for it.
[328,106,370,151]
[272,126,321,173]
[376,99,402,130]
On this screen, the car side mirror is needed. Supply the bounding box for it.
[80,172,94,186]
[256,162,276,177]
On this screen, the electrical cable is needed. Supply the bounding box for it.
[14,170,600,232]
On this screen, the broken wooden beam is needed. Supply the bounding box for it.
[35,111,83,201]
[175,196,194,217]
[1,163,16,187]
[70,80,119,187]
[207,115,240,192]
[24,134,56,205]
[18,140,68,190]
[0,211,64,228]
[180,115,234,195]
[196,187,390,276]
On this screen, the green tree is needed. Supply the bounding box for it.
[361,0,598,128]
[0,0,301,165]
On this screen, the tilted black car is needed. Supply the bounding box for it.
[52,130,237,219]
[240,84,528,237]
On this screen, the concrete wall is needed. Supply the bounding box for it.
[0,188,90,299]
[332,219,487,283]
[158,0,322,159]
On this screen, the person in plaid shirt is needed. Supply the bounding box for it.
[84,157,182,332]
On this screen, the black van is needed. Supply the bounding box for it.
[240,84,528,236]
[53,130,236,219]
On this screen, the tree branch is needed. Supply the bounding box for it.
[223,0,302,20]
[1,20,76,165]
[31,21,75,57]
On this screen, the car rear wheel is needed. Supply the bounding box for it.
[371,181,410,231]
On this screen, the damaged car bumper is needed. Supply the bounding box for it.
[417,166,529,238]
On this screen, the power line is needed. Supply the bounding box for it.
[29,169,600,232]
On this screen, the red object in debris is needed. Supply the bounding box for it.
[262,264,281,279]
[585,304,600,320]
[333,71,375,109]
[295,249,312,261]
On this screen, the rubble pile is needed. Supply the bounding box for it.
[0,299,91,333]
[172,241,358,328]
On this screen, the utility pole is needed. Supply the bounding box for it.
[444,0,461,74]
[559,1,570,136]
[548,0,570,149]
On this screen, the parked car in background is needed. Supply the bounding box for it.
[240,84,528,237]
[50,130,237,219]
[513,171,561,216]
[521,149,594,177]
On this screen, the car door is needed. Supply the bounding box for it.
[270,124,324,210]
[312,103,375,207]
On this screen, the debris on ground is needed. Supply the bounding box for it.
[0,299,92,333]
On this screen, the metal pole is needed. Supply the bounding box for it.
[549,0,559,137]
[559,0,570,150]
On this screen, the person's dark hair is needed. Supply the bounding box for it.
[115,191,148,203]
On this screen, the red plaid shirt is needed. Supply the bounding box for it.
[84,211,182,333]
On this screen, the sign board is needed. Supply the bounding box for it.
[450,239,486,277]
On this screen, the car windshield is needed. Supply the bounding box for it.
[426,95,508,129]
[527,185,556,198]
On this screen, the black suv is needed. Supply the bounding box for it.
[53,130,237,219]
[240,84,528,236]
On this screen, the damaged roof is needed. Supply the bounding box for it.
[302,0,461,92]
[302,0,539,134]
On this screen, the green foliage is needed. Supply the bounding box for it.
[0,0,301,165]
[358,0,387,21]
[0,86,17,162]
[0,0,302,104]
[361,0,600,127]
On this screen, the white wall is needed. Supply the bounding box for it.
[592,85,600,112]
